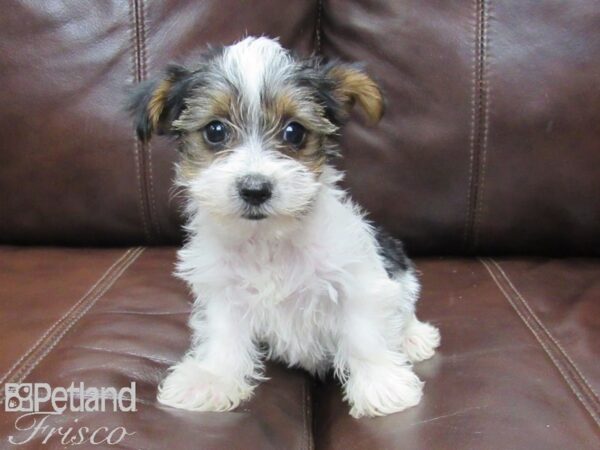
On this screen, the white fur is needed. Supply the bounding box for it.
[184,140,320,223]
[157,37,440,418]
[221,37,292,122]
[160,167,440,417]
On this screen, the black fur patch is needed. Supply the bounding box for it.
[160,64,196,133]
[374,226,413,277]
[297,57,346,127]
[127,78,159,141]
[127,64,195,142]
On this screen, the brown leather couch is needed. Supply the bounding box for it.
[1,1,599,449]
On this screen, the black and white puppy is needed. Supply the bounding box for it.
[129,37,440,418]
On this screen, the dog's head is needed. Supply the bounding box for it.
[128,37,383,223]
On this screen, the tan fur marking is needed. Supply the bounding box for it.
[179,148,217,180]
[178,137,234,181]
[330,66,384,124]
[273,92,298,118]
[209,90,233,118]
[260,90,299,129]
[279,134,327,175]
[148,79,173,129]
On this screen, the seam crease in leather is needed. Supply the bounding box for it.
[480,257,600,428]
[129,0,159,242]
[0,247,145,404]
[464,0,491,252]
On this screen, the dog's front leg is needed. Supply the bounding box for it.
[157,299,260,412]
[334,279,424,418]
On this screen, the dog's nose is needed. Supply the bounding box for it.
[237,174,273,206]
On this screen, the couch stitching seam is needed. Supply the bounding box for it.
[464,0,489,252]
[473,0,491,249]
[481,258,600,426]
[139,0,161,240]
[132,140,152,242]
[4,248,144,392]
[303,377,314,450]
[129,0,152,242]
[315,0,323,55]
[301,378,307,450]
[463,0,478,250]
[0,248,135,386]
[480,258,600,427]
[491,259,600,402]
[0,248,145,402]
[3,248,144,388]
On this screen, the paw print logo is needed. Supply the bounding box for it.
[4,383,33,412]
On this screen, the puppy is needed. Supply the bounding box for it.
[129,37,440,418]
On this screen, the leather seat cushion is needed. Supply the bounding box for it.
[0,247,598,448]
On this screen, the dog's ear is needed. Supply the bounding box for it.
[327,63,384,125]
[324,62,384,125]
[127,64,193,142]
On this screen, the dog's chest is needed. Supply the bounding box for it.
[225,237,342,307]
[225,238,342,368]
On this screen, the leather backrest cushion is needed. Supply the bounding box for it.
[1,0,599,255]
[322,0,600,255]
[0,0,317,246]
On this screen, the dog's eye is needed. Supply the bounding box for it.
[282,122,306,147]
[203,120,228,145]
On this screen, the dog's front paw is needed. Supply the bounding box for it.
[344,363,423,418]
[402,319,440,363]
[157,358,254,412]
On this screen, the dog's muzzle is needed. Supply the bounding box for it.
[237,174,272,219]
